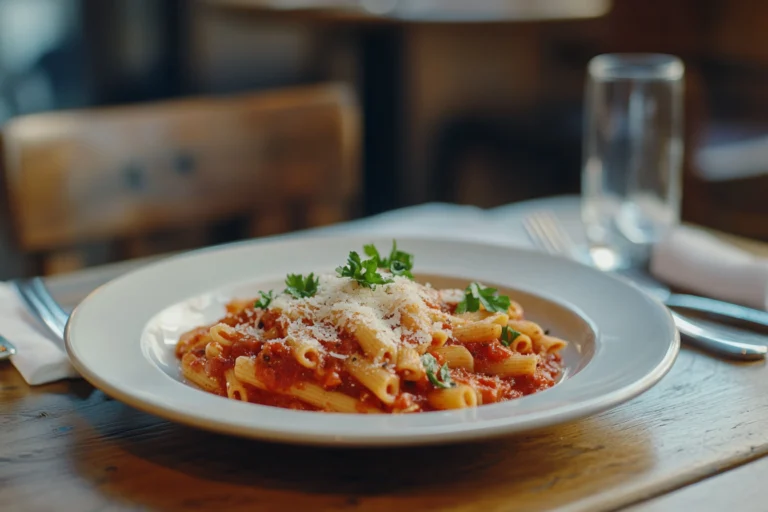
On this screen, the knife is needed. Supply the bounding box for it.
[614,268,768,360]
[616,268,768,331]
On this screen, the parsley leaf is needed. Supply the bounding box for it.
[389,259,413,279]
[384,240,414,278]
[500,325,522,347]
[336,251,393,289]
[364,241,414,279]
[421,353,456,389]
[455,282,511,314]
[363,243,381,262]
[254,290,274,309]
[284,273,319,299]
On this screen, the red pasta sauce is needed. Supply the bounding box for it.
[177,303,564,413]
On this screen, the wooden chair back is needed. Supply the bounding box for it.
[1,83,360,273]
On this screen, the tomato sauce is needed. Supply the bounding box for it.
[178,303,564,413]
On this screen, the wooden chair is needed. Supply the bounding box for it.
[0,83,360,275]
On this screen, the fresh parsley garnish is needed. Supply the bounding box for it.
[500,325,521,347]
[364,240,414,279]
[336,251,394,289]
[421,353,456,389]
[455,282,511,314]
[254,290,274,309]
[284,273,319,299]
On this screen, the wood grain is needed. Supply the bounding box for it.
[625,455,768,512]
[3,348,767,512]
[3,274,768,511]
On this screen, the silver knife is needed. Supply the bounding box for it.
[615,268,768,360]
[616,268,768,330]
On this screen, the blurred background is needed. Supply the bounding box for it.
[1,0,767,278]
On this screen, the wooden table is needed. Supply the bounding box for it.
[2,201,768,511]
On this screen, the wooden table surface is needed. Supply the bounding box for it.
[2,248,768,512]
[626,454,768,512]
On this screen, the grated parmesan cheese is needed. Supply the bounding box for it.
[267,273,439,355]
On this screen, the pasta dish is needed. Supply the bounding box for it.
[176,242,567,413]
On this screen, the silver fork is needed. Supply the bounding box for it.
[11,277,69,341]
[523,210,768,361]
[0,336,17,360]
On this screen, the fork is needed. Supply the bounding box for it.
[524,211,768,327]
[0,335,17,361]
[523,210,768,361]
[11,278,69,341]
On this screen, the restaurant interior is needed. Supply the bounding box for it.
[1,0,767,277]
[2,1,768,511]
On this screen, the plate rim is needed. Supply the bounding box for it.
[65,234,680,446]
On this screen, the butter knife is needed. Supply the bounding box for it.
[617,268,768,331]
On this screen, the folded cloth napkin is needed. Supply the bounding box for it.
[1,202,529,386]
[0,283,78,384]
[650,226,768,311]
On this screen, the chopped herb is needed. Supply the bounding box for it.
[455,282,511,314]
[500,325,522,347]
[389,260,413,279]
[336,251,393,289]
[363,243,381,262]
[421,353,456,389]
[254,290,274,309]
[284,273,319,299]
[544,329,550,335]
[364,240,414,279]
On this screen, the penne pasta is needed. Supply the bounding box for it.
[176,327,211,357]
[209,323,237,346]
[455,311,491,323]
[400,303,431,336]
[480,353,539,377]
[454,322,503,343]
[345,356,400,404]
[234,357,380,413]
[431,329,449,347]
[415,341,433,355]
[428,384,479,410]
[507,300,524,320]
[205,341,223,359]
[535,334,568,354]
[332,308,398,363]
[286,338,321,369]
[176,243,568,414]
[432,345,474,371]
[456,311,509,326]
[508,333,533,354]
[226,298,254,315]
[507,320,545,341]
[290,381,382,414]
[224,369,249,401]
[485,312,510,326]
[396,346,426,381]
[181,353,220,393]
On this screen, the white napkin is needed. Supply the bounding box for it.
[650,226,768,310]
[0,283,79,384]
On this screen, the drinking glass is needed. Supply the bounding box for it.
[581,53,684,270]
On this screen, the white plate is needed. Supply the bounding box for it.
[65,236,679,446]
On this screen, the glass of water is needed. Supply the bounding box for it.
[581,53,684,270]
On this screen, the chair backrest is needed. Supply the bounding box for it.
[1,83,360,259]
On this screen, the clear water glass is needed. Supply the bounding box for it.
[581,53,684,270]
